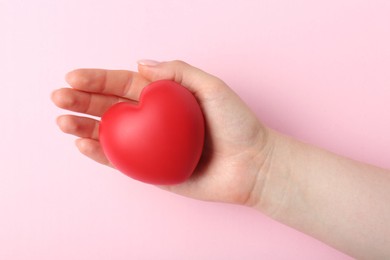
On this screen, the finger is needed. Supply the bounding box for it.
[57,115,99,140]
[75,138,113,167]
[137,60,227,97]
[51,88,130,117]
[66,69,150,100]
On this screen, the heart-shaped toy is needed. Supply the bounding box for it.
[99,80,205,185]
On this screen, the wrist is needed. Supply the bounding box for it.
[248,130,299,218]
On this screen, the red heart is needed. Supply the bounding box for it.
[99,80,205,185]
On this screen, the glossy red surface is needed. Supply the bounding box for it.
[99,80,205,184]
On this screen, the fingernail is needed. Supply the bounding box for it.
[137,59,160,66]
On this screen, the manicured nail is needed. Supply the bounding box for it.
[137,59,160,66]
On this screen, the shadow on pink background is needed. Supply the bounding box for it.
[1,0,389,259]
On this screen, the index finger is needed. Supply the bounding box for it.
[65,69,151,101]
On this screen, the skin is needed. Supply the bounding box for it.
[52,60,390,259]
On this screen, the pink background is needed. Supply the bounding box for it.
[1,0,389,259]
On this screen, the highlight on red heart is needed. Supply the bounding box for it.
[99,80,205,185]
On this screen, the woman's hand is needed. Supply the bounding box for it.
[52,60,390,258]
[51,60,274,206]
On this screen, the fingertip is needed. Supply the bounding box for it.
[55,114,63,126]
[65,69,91,88]
[51,88,65,107]
[75,138,113,167]
[137,59,161,67]
[65,70,77,85]
[138,59,223,94]
[51,89,60,103]
[75,138,92,157]
[56,115,77,134]
[137,62,158,82]
[75,138,97,156]
[74,138,84,150]
[51,88,75,109]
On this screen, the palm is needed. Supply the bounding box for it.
[52,66,269,205]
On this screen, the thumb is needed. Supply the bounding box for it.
[137,60,226,95]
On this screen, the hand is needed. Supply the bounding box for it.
[52,60,390,258]
[51,60,274,205]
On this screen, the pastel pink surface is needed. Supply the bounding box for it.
[1,0,389,259]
